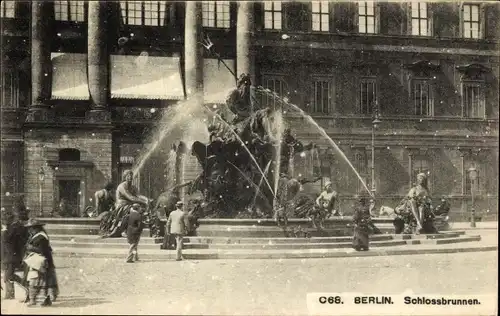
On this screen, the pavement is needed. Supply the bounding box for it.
[1,251,497,315]
[447,221,498,230]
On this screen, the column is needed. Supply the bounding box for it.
[458,148,469,217]
[111,134,121,185]
[236,2,254,80]
[184,2,203,102]
[27,1,53,122]
[407,148,415,189]
[87,1,111,122]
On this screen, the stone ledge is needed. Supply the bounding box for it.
[51,245,498,260]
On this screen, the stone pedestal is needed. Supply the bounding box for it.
[25,107,54,122]
[86,109,111,123]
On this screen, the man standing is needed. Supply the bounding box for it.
[126,204,143,263]
[166,201,187,261]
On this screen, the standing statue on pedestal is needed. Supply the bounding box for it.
[395,173,437,234]
[225,74,253,124]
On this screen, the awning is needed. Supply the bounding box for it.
[110,55,184,100]
[203,59,236,104]
[51,53,90,100]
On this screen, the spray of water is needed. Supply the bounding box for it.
[203,106,276,197]
[164,149,176,189]
[250,160,273,209]
[256,88,373,198]
[269,109,285,207]
[132,97,205,175]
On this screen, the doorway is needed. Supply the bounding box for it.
[58,180,81,216]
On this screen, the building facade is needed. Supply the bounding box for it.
[1,1,499,219]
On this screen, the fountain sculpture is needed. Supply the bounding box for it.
[188,73,317,219]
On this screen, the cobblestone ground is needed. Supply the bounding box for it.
[2,252,497,315]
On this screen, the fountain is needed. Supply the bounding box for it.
[125,76,371,222]
[96,36,452,242]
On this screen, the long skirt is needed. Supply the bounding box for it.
[352,226,370,250]
[27,266,59,299]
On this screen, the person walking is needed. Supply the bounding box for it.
[166,201,187,261]
[1,207,26,300]
[23,219,59,307]
[126,204,144,263]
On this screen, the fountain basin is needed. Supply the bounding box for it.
[38,216,449,238]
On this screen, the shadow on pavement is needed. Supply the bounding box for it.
[53,296,109,308]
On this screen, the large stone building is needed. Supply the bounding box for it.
[1,1,499,219]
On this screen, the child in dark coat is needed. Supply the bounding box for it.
[126,204,143,263]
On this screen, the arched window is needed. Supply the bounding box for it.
[59,148,81,161]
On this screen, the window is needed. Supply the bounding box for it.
[463,4,480,39]
[264,1,282,30]
[462,82,485,118]
[358,1,376,34]
[411,2,428,36]
[262,76,287,109]
[202,1,230,28]
[0,1,15,18]
[59,148,81,161]
[1,70,20,108]
[120,1,167,26]
[312,78,334,114]
[354,151,368,194]
[55,1,86,22]
[411,80,433,116]
[312,1,329,32]
[358,78,377,115]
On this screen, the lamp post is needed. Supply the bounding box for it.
[468,166,477,228]
[371,104,382,197]
[38,167,45,217]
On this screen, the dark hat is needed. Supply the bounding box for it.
[24,218,45,228]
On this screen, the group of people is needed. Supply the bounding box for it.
[96,169,194,262]
[1,196,58,306]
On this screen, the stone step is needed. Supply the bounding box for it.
[49,235,160,244]
[182,235,395,244]
[432,235,482,244]
[390,231,465,240]
[48,231,465,246]
[49,241,496,261]
[50,239,407,250]
[49,235,480,251]
[45,225,153,237]
[48,234,394,244]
